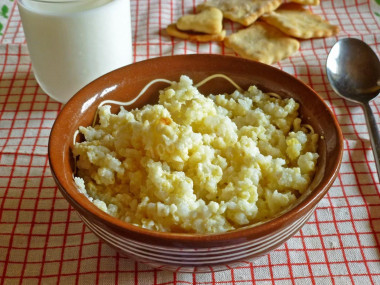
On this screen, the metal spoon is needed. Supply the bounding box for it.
[326,37,380,183]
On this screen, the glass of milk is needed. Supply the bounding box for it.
[18,0,132,103]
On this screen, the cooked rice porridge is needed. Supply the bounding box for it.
[73,75,319,234]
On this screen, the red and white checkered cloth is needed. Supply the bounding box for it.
[1,0,380,284]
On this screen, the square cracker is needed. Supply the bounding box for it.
[166,24,226,42]
[197,0,282,26]
[261,4,339,39]
[289,0,320,5]
[176,7,223,34]
[224,22,300,65]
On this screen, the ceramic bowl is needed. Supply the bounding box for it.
[48,54,343,273]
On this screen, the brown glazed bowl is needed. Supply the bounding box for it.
[49,55,343,273]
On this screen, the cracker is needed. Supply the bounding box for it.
[289,0,320,5]
[261,4,339,39]
[197,0,282,26]
[176,7,223,34]
[224,22,300,65]
[166,24,226,42]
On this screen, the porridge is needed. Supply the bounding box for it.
[73,75,319,234]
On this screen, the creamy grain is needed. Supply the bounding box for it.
[73,75,319,233]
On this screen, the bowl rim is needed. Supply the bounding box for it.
[48,54,344,244]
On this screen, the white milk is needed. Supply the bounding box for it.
[18,0,132,103]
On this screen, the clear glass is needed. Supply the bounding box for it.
[18,0,132,103]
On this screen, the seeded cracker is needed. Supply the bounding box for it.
[224,22,300,65]
[261,4,339,39]
[166,24,226,42]
[176,7,223,34]
[197,0,282,26]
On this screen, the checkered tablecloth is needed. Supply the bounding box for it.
[1,0,380,284]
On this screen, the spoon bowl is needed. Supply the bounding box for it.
[326,37,380,182]
[326,38,380,103]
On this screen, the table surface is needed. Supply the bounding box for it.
[1,0,380,284]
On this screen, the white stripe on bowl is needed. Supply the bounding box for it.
[79,206,315,265]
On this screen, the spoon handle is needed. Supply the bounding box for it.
[361,102,380,184]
